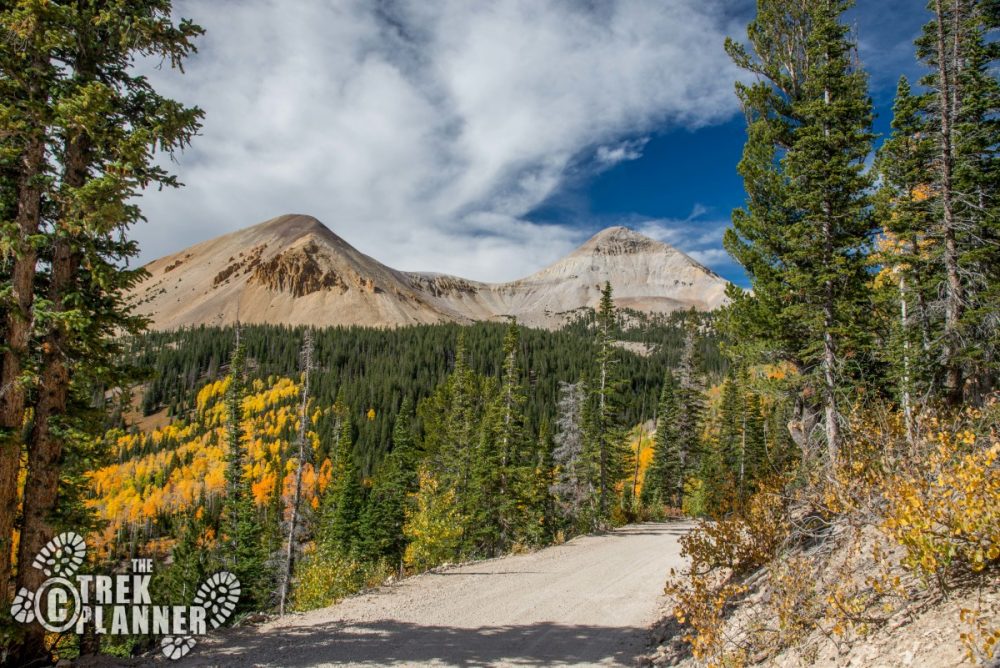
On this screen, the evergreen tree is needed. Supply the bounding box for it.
[723,0,876,467]
[641,372,683,508]
[698,435,731,517]
[471,321,540,553]
[1,5,202,657]
[331,457,364,557]
[320,410,363,557]
[676,323,706,486]
[704,369,767,511]
[221,333,270,610]
[717,374,743,484]
[0,3,56,608]
[585,283,632,524]
[418,333,486,555]
[874,76,938,441]
[358,398,419,565]
[742,390,767,489]
[915,0,1000,402]
[531,416,556,544]
[156,515,212,606]
[223,332,248,529]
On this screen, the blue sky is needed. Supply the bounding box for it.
[526,2,930,286]
[138,1,931,287]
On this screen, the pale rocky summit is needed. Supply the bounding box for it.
[130,214,730,330]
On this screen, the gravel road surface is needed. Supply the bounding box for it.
[148,521,690,667]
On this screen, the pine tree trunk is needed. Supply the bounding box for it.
[0,72,47,609]
[822,305,840,467]
[280,335,312,615]
[935,0,965,404]
[14,130,87,663]
[15,241,74,660]
[598,349,607,520]
[899,275,917,449]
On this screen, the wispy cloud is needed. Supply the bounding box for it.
[595,138,649,168]
[134,0,746,281]
[634,205,735,272]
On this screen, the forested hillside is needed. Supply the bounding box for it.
[84,300,799,659]
[124,310,727,474]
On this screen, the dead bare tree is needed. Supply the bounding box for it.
[279,330,314,615]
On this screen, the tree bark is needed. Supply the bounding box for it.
[822,295,840,467]
[14,128,87,664]
[279,334,312,616]
[935,0,965,404]
[821,59,841,467]
[0,59,48,609]
[899,274,916,449]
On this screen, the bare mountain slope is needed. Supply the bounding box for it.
[131,214,729,330]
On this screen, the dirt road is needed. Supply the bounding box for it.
[165,522,690,667]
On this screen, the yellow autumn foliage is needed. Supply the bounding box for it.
[403,469,465,571]
[88,375,332,556]
[665,404,1000,665]
[883,432,1000,579]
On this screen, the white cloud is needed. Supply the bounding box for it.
[595,138,648,167]
[636,206,735,273]
[135,0,745,281]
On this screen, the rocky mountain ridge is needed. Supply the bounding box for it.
[130,214,730,330]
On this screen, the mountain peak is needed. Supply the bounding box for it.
[251,214,340,243]
[593,225,638,238]
[574,226,664,257]
[131,216,729,330]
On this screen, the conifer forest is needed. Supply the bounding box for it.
[0,0,998,665]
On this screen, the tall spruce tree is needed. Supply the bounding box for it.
[331,454,363,557]
[723,0,876,467]
[0,3,57,609]
[875,76,938,441]
[742,389,767,490]
[717,374,743,486]
[321,409,363,557]
[676,322,706,487]
[641,371,683,508]
[709,368,767,508]
[358,397,419,565]
[418,333,485,556]
[472,321,537,554]
[2,7,201,659]
[530,416,556,544]
[221,332,269,610]
[585,283,632,524]
[916,0,1000,402]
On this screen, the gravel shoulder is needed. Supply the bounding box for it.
[150,521,691,667]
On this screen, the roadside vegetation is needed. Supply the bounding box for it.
[655,0,1000,665]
